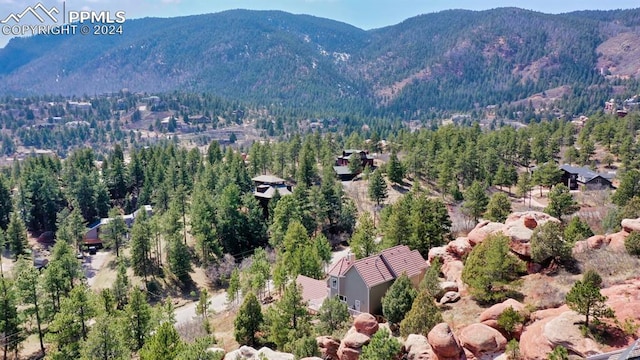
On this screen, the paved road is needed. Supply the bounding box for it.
[174,245,352,325]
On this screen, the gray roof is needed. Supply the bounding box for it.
[253,185,292,199]
[560,164,615,182]
[252,175,286,185]
[333,166,352,176]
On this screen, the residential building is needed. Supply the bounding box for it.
[559,164,615,190]
[327,245,427,315]
[252,175,293,216]
[333,149,375,180]
[83,205,153,249]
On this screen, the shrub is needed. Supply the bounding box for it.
[625,231,640,256]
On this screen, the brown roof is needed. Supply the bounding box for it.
[296,275,328,310]
[328,245,426,288]
[380,245,428,279]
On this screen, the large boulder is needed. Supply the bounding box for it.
[606,230,629,252]
[317,336,340,360]
[467,221,505,246]
[586,235,608,250]
[519,316,555,360]
[342,332,370,349]
[446,238,473,258]
[479,299,526,324]
[337,346,361,360]
[353,313,379,336]
[442,260,464,285]
[440,282,459,294]
[621,218,640,233]
[224,346,258,360]
[405,334,435,360]
[543,312,601,357]
[601,279,640,337]
[428,246,448,263]
[427,323,466,360]
[459,323,507,356]
[503,211,561,257]
[439,292,461,305]
[257,347,296,360]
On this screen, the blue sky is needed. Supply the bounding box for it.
[0,0,638,47]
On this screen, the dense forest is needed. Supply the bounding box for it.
[1,8,640,118]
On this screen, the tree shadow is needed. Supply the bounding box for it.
[392,183,409,194]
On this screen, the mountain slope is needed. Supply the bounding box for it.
[1,8,640,115]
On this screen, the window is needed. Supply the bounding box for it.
[338,295,346,302]
[330,277,337,289]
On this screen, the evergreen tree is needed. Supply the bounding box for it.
[6,211,27,260]
[399,290,442,337]
[0,175,12,231]
[102,207,127,257]
[167,237,192,283]
[227,268,240,306]
[625,231,640,256]
[532,163,563,196]
[48,284,95,359]
[516,172,532,206]
[0,274,22,360]
[408,195,451,258]
[530,221,572,265]
[13,258,46,356]
[485,192,512,223]
[113,259,130,309]
[565,270,614,329]
[234,292,263,347]
[265,282,310,351]
[315,296,350,336]
[462,181,489,223]
[125,287,153,351]
[130,209,152,282]
[382,273,417,325]
[545,184,579,219]
[387,150,405,184]
[368,170,388,206]
[461,234,523,304]
[420,257,442,299]
[360,328,402,360]
[349,213,377,259]
[612,169,640,207]
[80,315,130,360]
[139,322,184,360]
[563,216,593,244]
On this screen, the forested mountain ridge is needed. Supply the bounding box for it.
[1,8,640,116]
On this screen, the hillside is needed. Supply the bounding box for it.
[1,8,640,115]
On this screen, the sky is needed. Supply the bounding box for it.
[0,0,638,47]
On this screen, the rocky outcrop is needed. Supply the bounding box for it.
[459,323,507,356]
[607,230,629,252]
[446,237,473,258]
[224,346,295,360]
[439,291,461,305]
[317,336,340,360]
[478,298,526,331]
[427,323,466,360]
[543,312,601,357]
[519,315,555,360]
[405,334,434,360]
[621,218,640,233]
[601,278,640,337]
[467,221,504,246]
[353,313,379,336]
[342,332,370,349]
[441,260,464,290]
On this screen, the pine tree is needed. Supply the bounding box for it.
[382,273,417,325]
[316,296,351,336]
[48,284,96,359]
[266,282,310,350]
[387,150,405,185]
[6,211,27,260]
[563,216,593,244]
[227,268,240,306]
[113,259,130,309]
[167,237,192,283]
[0,175,12,231]
[530,221,572,265]
[102,207,127,257]
[0,273,22,360]
[349,213,377,259]
[13,258,46,356]
[565,270,614,329]
[485,192,512,223]
[80,315,130,360]
[234,292,264,347]
[130,209,152,282]
[516,172,532,206]
[399,290,442,337]
[612,170,640,207]
[139,322,184,360]
[368,170,388,206]
[545,184,579,219]
[462,181,489,223]
[125,288,153,351]
[360,328,402,360]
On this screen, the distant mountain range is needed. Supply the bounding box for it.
[1,8,639,115]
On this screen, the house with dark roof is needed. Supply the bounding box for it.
[326,245,427,315]
[333,149,375,180]
[252,175,293,216]
[559,164,615,190]
[84,205,153,249]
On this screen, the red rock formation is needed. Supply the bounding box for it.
[427,323,466,360]
[459,323,507,356]
[317,336,340,360]
[353,313,379,336]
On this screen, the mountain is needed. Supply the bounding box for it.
[1,8,640,116]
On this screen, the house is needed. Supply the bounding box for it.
[327,245,427,315]
[560,164,615,190]
[83,205,153,249]
[252,175,293,216]
[296,275,328,314]
[333,149,375,180]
